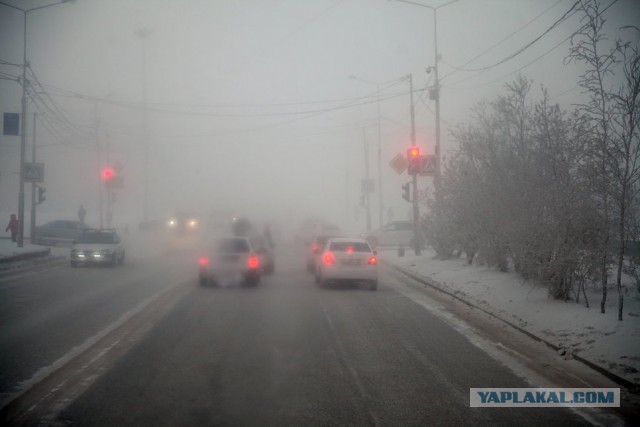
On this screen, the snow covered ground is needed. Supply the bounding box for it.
[381,247,640,388]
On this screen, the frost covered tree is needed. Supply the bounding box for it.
[568,0,640,320]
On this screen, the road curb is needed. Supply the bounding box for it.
[385,260,639,393]
[0,248,51,264]
[0,254,67,279]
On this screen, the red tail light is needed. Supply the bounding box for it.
[198,257,209,266]
[347,246,353,254]
[323,252,334,265]
[312,244,319,253]
[368,256,378,265]
[248,255,259,269]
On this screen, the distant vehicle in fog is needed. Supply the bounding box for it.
[33,220,92,245]
[167,212,200,234]
[362,220,414,248]
[198,236,261,287]
[306,231,345,273]
[315,237,378,291]
[70,229,125,267]
[250,233,275,274]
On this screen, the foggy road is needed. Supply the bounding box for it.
[4,243,598,426]
[0,246,194,401]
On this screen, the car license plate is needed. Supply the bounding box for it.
[342,259,361,266]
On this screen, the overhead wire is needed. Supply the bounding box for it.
[444,0,620,91]
[439,0,564,82]
[443,0,583,75]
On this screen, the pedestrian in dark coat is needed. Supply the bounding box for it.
[5,214,19,242]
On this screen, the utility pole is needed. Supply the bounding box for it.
[375,85,383,229]
[363,128,372,232]
[94,103,103,229]
[432,8,443,193]
[409,73,420,256]
[29,112,36,241]
[135,28,151,224]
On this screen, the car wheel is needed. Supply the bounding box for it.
[110,255,117,267]
[369,280,378,291]
[199,274,208,286]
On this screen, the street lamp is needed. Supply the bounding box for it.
[349,75,384,229]
[135,27,152,224]
[349,74,406,228]
[392,0,459,194]
[0,0,75,247]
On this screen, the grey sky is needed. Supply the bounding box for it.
[1,0,639,232]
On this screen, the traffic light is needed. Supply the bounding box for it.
[102,167,115,182]
[402,182,411,202]
[37,186,46,204]
[407,145,421,175]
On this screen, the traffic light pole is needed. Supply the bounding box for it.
[363,128,371,232]
[409,73,420,256]
[29,112,37,242]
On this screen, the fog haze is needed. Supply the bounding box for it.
[1,0,639,233]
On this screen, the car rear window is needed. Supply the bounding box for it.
[215,238,250,253]
[329,242,371,252]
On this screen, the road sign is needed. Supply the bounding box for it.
[3,113,19,136]
[361,178,374,194]
[389,153,408,175]
[419,155,437,176]
[24,162,44,182]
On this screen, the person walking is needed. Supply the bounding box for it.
[5,214,19,242]
[78,205,86,224]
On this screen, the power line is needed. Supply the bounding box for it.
[443,0,582,76]
[440,0,564,81]
[444,0,620,91]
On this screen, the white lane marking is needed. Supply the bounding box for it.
[0,278,186,410]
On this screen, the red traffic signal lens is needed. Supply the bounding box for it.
[407,146,420,159]
[101,167,115,180]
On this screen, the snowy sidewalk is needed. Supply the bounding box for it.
[381,248,640,389]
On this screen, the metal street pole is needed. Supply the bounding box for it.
[135,28,151,224]
[29,112,37,242]
[94,102,104,229]
[393,0,458,198]
[375,83,383,228]
[363,128,372,232]
[348,75,386,228]
[0,0,74,247]
[409,73,420,256]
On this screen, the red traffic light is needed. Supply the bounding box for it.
[407,146,421,160]
[101,167,115,180]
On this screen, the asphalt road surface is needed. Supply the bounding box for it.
[0,238,630,426]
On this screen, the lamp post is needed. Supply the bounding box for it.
[349,75,384,229]
[0,0,75,247]
[135,27,152,224]
[392,0,459,194]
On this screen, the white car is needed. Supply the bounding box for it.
[70,229,125,267]
[315,237,378,290]
[362,220,414,248]
[198,237,261,287]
